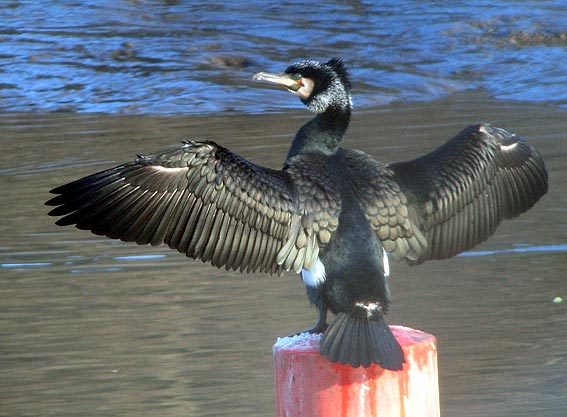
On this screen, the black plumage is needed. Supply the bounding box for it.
[46,58,548,370]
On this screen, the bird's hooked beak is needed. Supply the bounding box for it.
[252,72,302,92]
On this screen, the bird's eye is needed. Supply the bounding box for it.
[293,73,302,80]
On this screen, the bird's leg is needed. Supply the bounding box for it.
[303,304,329,334]
[291,295,328,336]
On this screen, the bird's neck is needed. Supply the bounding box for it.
[286,106,351,160]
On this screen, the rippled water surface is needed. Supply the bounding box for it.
[2,1,567,113]
[1,95,566,416]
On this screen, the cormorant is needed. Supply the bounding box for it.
[46,58,548,371]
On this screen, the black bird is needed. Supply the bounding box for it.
[46,58,548,371]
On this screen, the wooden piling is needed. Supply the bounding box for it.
[273,326,439,417]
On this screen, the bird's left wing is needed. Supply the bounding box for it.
[46,140,324,275]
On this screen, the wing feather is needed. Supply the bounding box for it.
[389,123,548,263]
[343,149,428,262]
[47,141,339,275]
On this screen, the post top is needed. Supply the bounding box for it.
[273,325,436,355]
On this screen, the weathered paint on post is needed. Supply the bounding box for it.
[274,326,439,417]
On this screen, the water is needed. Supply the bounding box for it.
[2,1,567,114]
[1,1,567,416]
[1,95,566,416]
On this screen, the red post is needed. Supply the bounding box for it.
[273,326,439,417]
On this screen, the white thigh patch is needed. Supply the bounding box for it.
[301,258,326,288]
[383,250,390,278]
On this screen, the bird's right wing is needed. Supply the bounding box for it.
[389,123,548,264]
[344,149,428,263]
[46,141,339,275]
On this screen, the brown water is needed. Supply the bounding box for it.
[1,93,566,416]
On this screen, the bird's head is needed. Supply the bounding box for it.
[253,58,352,114]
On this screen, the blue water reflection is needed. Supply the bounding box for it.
[2,1,567,114]
[460,243,567,257]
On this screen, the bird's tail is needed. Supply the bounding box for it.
[320,312,405,370]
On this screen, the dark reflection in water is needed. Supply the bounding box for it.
[1,93,566,416]
[2,1,567,114]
